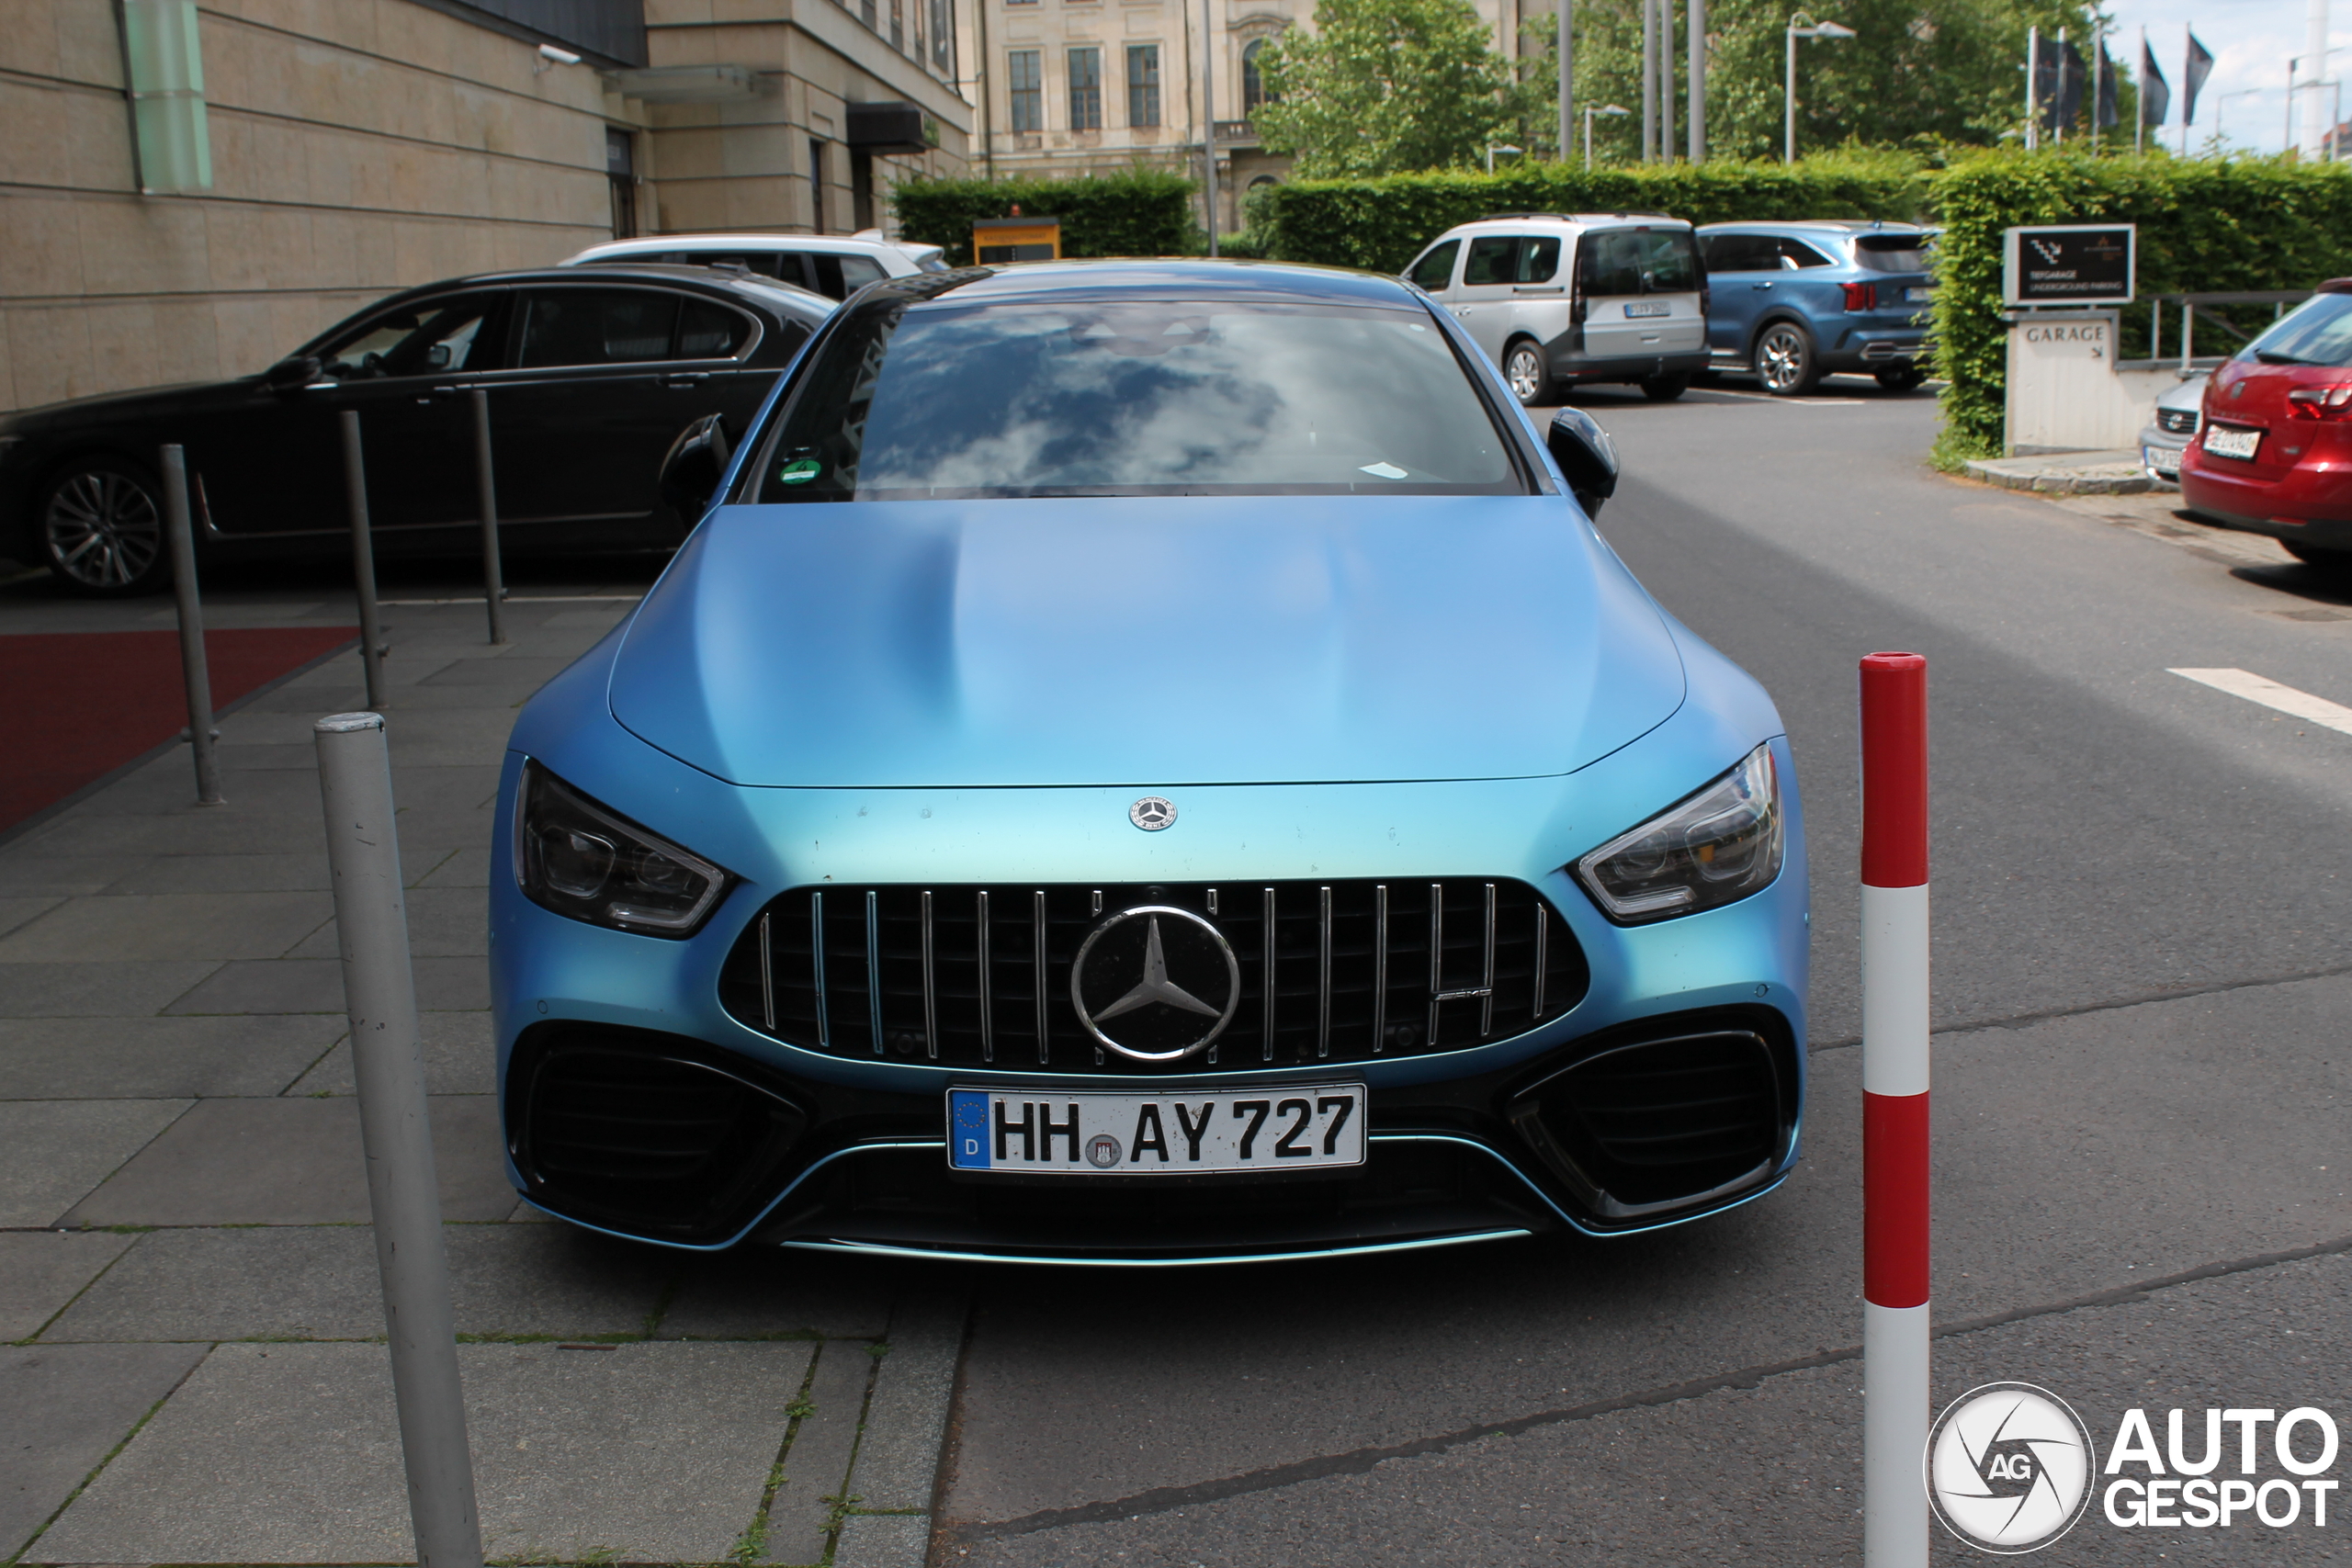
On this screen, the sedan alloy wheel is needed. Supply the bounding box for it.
[41,461,167,595]
[1755,323,1819,397]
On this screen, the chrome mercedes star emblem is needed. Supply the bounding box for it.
[1069,905,1240,1061]
[1128,795,1176,831]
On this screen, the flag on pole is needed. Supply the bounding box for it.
[2183,30,2215,122]
[2098,43,2120,128]
[2140,36,2171,126]
[2056,39,2088,131]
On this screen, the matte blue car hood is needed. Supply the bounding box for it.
[607,495,1684,788]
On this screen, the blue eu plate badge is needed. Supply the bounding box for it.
[950,1090,992,1169]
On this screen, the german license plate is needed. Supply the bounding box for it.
[947,1085,1366,1175]
[1623,301,1672,319]
[2144,445,2179,478]
[2204,424,2261,460]
[1905,287,1933,302]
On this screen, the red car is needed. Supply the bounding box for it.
[2180,277,2352,567]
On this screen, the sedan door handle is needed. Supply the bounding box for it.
[1752,282,1773,290]
[662,371,712,389]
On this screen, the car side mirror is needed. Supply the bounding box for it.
[262,355,322,392]
[1546,407,1620,518]
[659,412,732,525]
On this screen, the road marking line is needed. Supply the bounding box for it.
[2168,667,2352,735]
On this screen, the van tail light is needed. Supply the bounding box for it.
[1841,282,1877,311]
[2285,384,2352,419]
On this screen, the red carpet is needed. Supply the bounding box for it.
[0,626,357,834]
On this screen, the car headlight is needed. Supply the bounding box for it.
[1571,744,1783,923]
[514,761,729,936]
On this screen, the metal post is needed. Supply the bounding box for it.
[1557,0,1574,164]
[1688,0,1705,160]
[2135,26,2145,154]
[1785,24,1798,162]
[470,389,506,647]
[1201,0,1218,255]
[314,712,483,1568]
[1642,0,1657,158]
[2151,296,2161,362]
[159,445,223,807]
[1662,0,1675,160]
[341,410,388,710]
[2026,27,2039,151]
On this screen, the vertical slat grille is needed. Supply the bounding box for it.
[720,878,1589,1072]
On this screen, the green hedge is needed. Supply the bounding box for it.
[1923,154,2352,459]
[1246,152,1930,274]
[891,169,1198,262]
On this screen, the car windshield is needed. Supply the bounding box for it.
[1852,234,1934,273]
[2243,292,2352,367]
[751,297,1522,501]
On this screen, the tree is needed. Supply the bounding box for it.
[1252,0,1520,176]
[1512,0,2115,165]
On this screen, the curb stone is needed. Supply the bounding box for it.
[839,1289,967,1562]
[1962,454,2156,495]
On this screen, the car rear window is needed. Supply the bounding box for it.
[1853,234,1934,273]
[1578,229,1700,296]
[752,298,1523,501]
[2242,291,2352,367]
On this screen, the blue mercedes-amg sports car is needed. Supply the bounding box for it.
[492,258,1809,1265]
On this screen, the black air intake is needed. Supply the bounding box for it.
[508,1027,807,1241]
[1510,1024,1792,1221]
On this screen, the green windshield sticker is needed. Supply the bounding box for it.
[778,457,822,485]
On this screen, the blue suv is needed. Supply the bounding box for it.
[1695,221,1934,395]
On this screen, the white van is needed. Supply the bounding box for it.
[1402,214,1710,406]
[562,231,947,301]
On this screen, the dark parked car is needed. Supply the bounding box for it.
[1694,221,1934,395]
[0,265,833,595]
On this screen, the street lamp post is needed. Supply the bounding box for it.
[1486,142,1524,174]
[1585,102,1629,166]
[1784,14,1856,163]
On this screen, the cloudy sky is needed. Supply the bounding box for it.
[2102,0,2348,152]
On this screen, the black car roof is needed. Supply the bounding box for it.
[350,265,834,321]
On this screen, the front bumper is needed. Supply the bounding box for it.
[491,637,1810,1265]
[2139,427,2188,483]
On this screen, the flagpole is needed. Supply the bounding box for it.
[2137,25,2146,152]
[2028,26,2040,149]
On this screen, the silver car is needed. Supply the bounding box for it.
[1403,214,1712,407]
[2141,373,2208,485]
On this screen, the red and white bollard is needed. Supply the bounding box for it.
[1860,652,1930,1568]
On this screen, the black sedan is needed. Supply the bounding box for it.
[0,265,833,595]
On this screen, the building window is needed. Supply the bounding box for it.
[889,0,903,49]
[931,0,955,67]
[121,0,212,192]
[808,137,828,231]
[605,128,637,238]
[860,0,876,26]
[1068,47,1102,130]
[1125,44,1159,127]
[1242,39,1272,112]
[1008,50,1043,130]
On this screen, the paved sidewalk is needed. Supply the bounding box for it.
[0,584,963,1568]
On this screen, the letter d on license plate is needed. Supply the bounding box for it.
[948,1086,1366,1174]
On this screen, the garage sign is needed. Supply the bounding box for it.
[2003,224,2135,307]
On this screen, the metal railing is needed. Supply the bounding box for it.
[2142,290,2312,373]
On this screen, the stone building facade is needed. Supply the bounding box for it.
[960,0,1532,235]
[0,0,973,413]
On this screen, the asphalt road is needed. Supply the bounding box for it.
[932,380,2352,1564]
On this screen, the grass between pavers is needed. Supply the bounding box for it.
[4,1373,196,1568]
